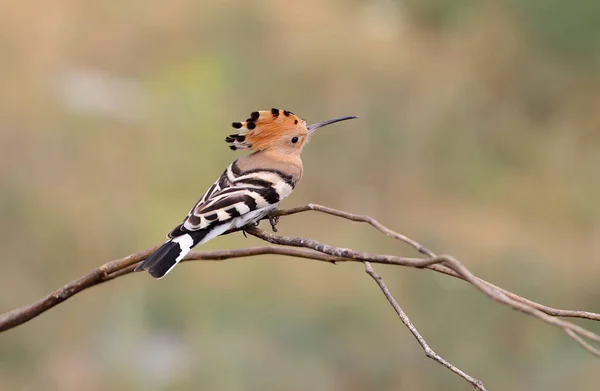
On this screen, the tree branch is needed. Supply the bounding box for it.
[0,246,342,332]
[1,203,599,389]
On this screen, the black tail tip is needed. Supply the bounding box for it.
[134,260,172,279]
[134,241,185,279]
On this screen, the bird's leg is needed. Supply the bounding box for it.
[267,213,279,233]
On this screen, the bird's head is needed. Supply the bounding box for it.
[225,108,358,155]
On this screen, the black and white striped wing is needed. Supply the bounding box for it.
[169,161,295,238]
[136,161,295,278]
[166,170,228,238]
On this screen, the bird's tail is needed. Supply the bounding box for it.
[135,232,202,279]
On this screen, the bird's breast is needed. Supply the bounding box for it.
[273,180,294,201]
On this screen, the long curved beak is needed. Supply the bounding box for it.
[307,115,359,134]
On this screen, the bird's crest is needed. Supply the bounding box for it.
[225,108,307,151]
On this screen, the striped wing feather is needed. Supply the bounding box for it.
[167,161,294,238]
[138,159,296,279]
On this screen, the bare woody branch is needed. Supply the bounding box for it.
[0,246,343,332]
[1,203,599,389]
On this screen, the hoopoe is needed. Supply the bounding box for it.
[136,108,358,278]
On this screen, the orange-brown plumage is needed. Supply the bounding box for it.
[225,108,308,152]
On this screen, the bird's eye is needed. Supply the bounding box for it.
[291,136,299,144]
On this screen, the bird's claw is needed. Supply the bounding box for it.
[268,215,279,232]
[242,221,261,238]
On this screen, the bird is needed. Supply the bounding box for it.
[135,108,358,278]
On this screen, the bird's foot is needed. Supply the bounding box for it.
[268,214,279,233]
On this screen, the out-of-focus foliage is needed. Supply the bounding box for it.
[1,1,599,390]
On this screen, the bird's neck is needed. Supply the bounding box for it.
[236,150,304,183]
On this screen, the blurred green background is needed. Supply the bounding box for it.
[1,0,600,390]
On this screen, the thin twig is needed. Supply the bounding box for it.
[275,204,435,256]
[566,329,600,358]
[364,262,486,390]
